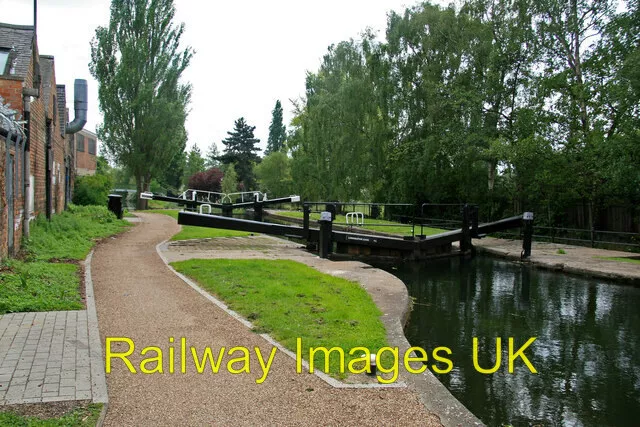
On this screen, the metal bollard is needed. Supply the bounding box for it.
[222,204,233,218]
[460,204,471,253]
[253,199,263,222]
[302,203,311,240]
[318,211,333,259]
[522,212,534,258]
[108,194,123,219]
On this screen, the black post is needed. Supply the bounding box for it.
[470,205,479,238]
[302,203,311,239]
[460,204,471,253]
[222,204,233,218]
[318,211,333,259]
[107,194,123,219]
[522,212,534,258]
[253,200,263,222]
[325,203,336,221]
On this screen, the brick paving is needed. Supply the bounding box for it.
[0,310,100,405]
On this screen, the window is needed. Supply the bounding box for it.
[0,49,9,74]
[76,134,85,152]
[88,138,96,155]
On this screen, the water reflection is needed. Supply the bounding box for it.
[382,257,640,426]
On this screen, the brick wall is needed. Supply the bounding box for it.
[76,151,97,175]
[0,79,23,113]
[0,134,26,258]
[42,58,68,214]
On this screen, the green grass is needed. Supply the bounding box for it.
[147,199,178,210]
[0,403,102,426]
[274,210,445,237]
[556,248,566,254]
[170,259,388,378]
[0,205,129,315]
[23,205,130,262]
[140,209,251,241]
[596,256,640,265]
[0,262,83,314]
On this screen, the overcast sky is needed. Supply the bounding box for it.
[1,0,425,155]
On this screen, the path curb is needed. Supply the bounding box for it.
[83,251,109,426]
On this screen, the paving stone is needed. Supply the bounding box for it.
[28,370,45,381]
[58,386,76,397]
[76,390,91,400]
[9,377,27,386]
[42,383,59,393]
[60,370,75,379]
[60,378,76,389]
[42,395,75,402]
[13,370,30,378]
[0,309,99,406]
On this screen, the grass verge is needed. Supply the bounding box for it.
[0,205,130,314]
[596,256,640,265]
[170,258,388,378]
[0,402,103,426]
[274,210,444,237]
[139,209,251,241]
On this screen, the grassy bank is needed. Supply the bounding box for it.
[141,209,250,241]
[274,210,444,237]
[171,258,388,377]
[0,402,102,426]
[0,205,129,314]
[597,256,640,265]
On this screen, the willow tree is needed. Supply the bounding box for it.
[90,0,192,209]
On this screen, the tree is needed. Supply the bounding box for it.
[221,165,238,195]
[265,100,287,155]
[182,144,206,187]
[220,117,261,190]
[73,174,113,206]
[90,0,192,209]
[188,168,224,193]
[255,151,293,197]
[155,149,185,195]
[205,142,221,169]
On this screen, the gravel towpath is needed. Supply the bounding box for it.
[91,212,441,426]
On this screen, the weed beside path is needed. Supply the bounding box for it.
[0,205,130,314]
[0,402,102,426]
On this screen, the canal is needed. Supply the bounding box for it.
[379,256,640,426]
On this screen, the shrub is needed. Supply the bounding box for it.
[73,174,113,206]
[188,167,224,192]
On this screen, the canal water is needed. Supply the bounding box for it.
[379,257,640,426]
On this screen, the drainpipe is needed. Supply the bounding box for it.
[65,79,87,134]
[23,98,32,238]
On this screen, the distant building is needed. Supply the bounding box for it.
[75,128,98,176]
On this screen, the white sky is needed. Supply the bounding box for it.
[0,0,421,156]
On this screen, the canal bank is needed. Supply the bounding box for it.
[472,237,640,285]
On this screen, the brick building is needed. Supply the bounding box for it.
[0,22,82,258]
[75,128,98,176]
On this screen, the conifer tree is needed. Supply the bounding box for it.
[220,117,261,189]
[266,100,286,155]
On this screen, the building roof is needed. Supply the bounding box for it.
[0,23,34,79]
[77,128,97,139]
[40,55,54,108]
[40,55,57,108]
